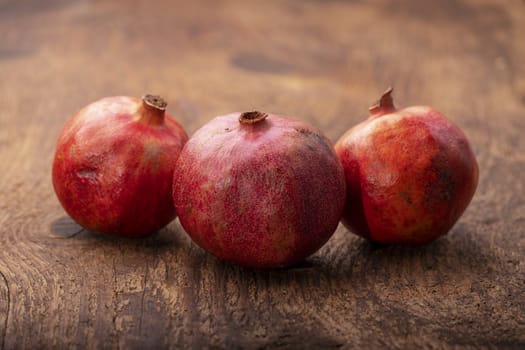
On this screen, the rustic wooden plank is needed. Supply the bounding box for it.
[0,0,524,348]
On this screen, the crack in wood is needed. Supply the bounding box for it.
[65,228,85,239]
[0,270,10,350]
[139,260,149,333]
[111,255,119,347]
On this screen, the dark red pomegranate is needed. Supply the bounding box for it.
[52,95,188,237]
[335,88,479,244]
[173,111,346,268]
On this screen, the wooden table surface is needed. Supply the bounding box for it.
[1,0,524,348]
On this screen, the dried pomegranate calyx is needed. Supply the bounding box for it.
[138,94,167,125]
[369,87,395,117]
[239,111,268,125]
[143,94,167,110]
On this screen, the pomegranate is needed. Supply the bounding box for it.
[173,111,346,268]
[52,95,188,237]
[335,88,478,244]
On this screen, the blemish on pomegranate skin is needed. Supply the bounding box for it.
[399,190,414,206]
[425,155,457,207]
[436,168,455,201]
[295,127,332,153]
[77,168,97,179]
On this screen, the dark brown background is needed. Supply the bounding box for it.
[1,0,524,348]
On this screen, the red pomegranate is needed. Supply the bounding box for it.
[173,111,346,268]
[52,95,188,237]
[335,88,479,244]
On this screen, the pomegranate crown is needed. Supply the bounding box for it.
[239,111,269,124]
[369,87,395,117]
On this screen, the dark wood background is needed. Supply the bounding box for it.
[1,0,524,348]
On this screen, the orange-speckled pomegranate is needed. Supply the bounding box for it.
[335,88,478,244]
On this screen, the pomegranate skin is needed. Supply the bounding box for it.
[173,111,346,268]
[52,95,188,238]
[335,89,479,244]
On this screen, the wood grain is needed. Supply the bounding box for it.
[1,0,524,348]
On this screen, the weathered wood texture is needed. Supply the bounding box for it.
[1,0,524,348]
